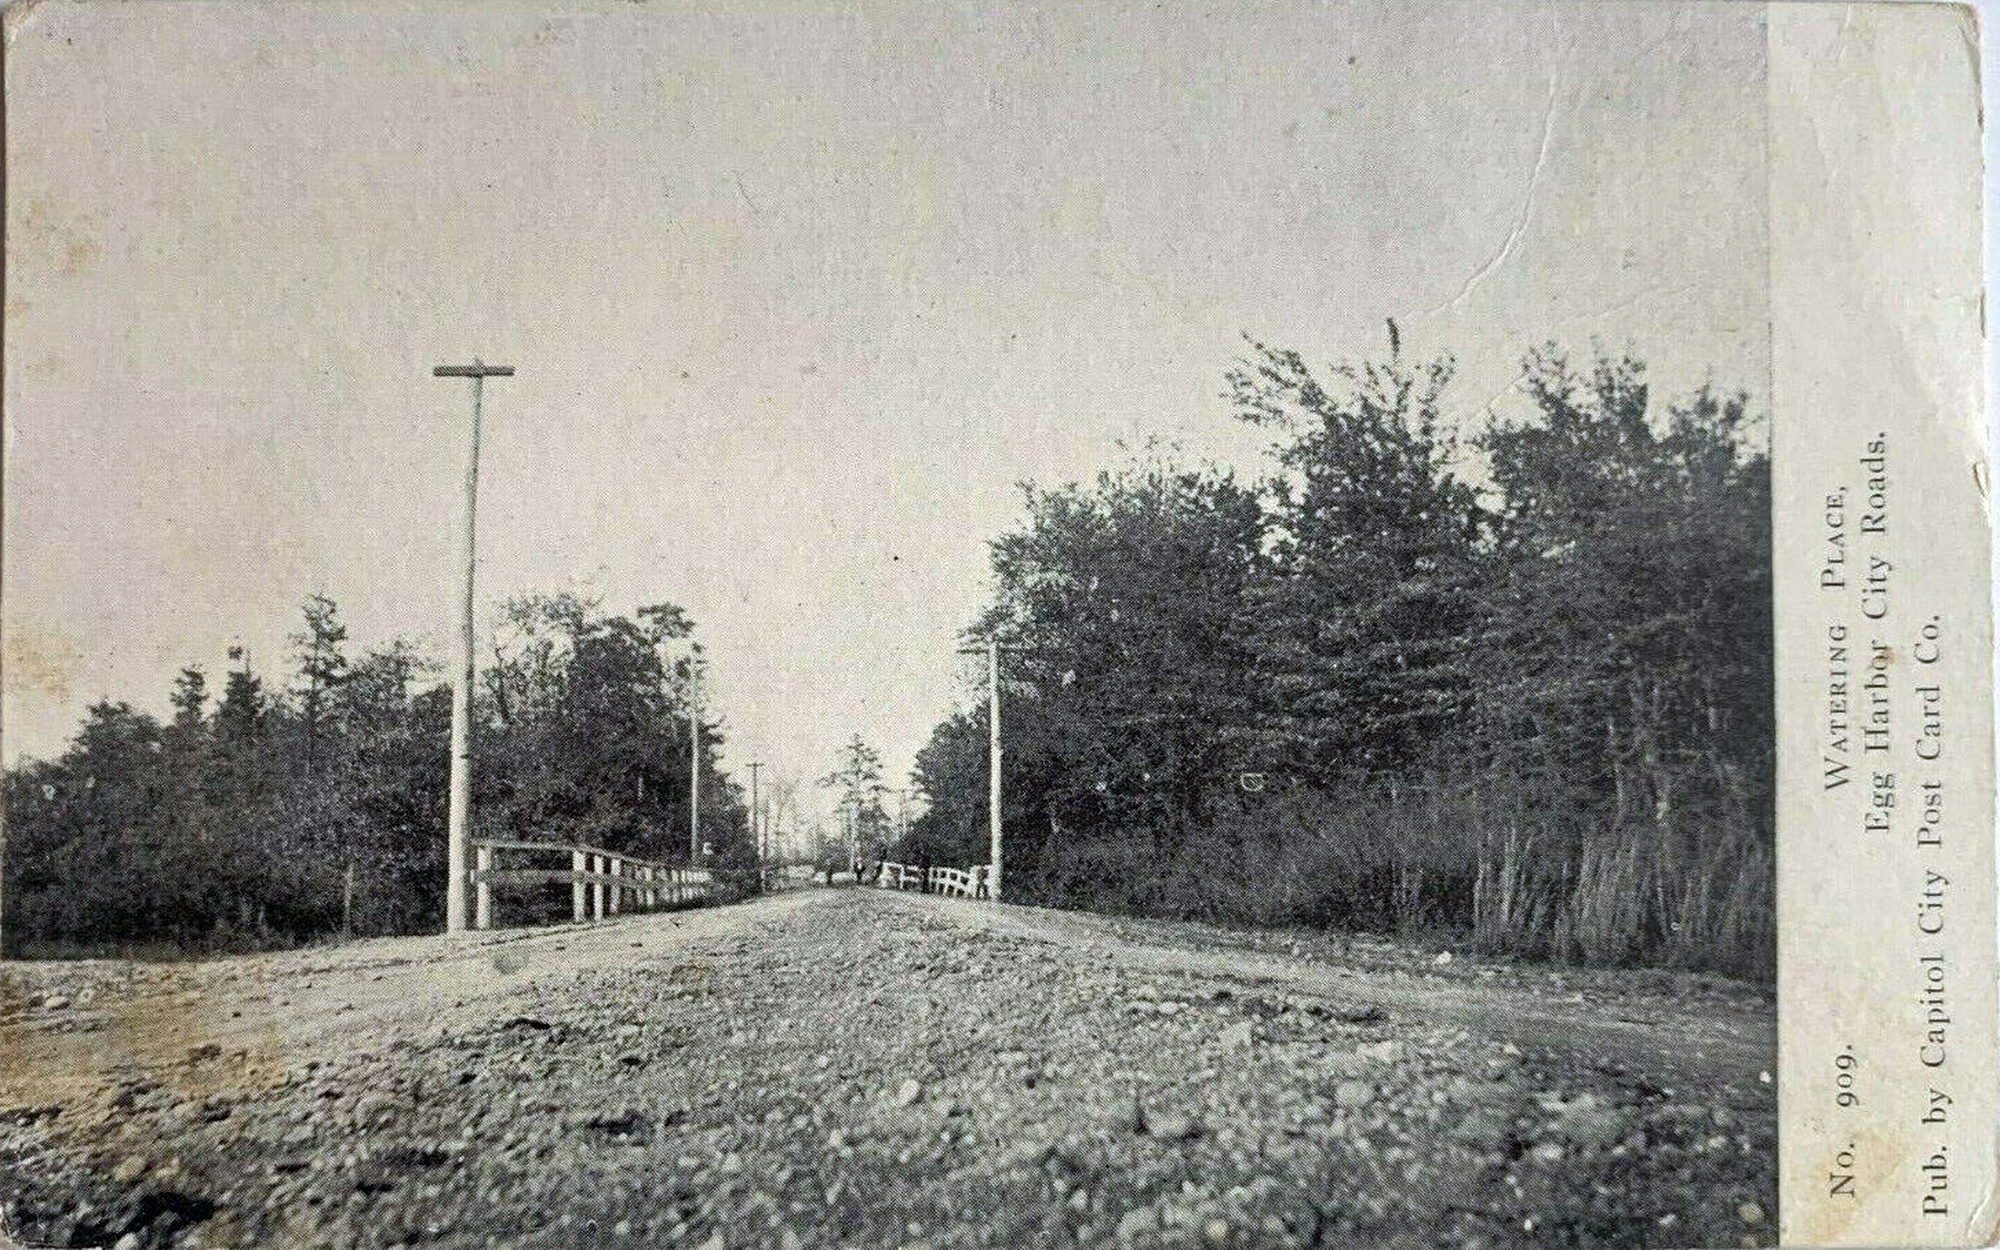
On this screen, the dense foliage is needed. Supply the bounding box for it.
[901,340,1772,977]
[2,594,755,955]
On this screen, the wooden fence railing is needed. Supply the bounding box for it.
[929,865,984,898]
[468,838,715,931]
[875,860,988,900]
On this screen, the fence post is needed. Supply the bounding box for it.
[473,844,493,930]
[572,848,586,921]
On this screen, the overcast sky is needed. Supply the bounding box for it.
[5,0,1767,830]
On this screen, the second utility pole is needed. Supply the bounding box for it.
[689,656,702,859]
[748,761,761,868]
[956,637,1008,901]
[986,638,1002,901]
[433,360,513,935]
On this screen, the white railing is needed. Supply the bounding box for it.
[875,861,989,900]
[468,838,715,931]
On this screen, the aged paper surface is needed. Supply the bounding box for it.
[0,1,1990,1247]
[1772,4,1997,1246]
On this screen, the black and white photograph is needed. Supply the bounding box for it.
[11,1,1979,1247]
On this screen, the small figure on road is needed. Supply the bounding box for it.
[974,864,990,899]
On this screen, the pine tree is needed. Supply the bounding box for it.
[170,666,208,733]
[291,594,350,783]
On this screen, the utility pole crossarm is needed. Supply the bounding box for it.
[433,364,516,377]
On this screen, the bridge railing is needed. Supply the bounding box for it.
[468,838,715,931]
[928,865,983,898]
[875,860,988,900]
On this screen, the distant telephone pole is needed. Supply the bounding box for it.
[748,762,761,867]
[688,655,703,859]
[433,361,513,935]
[957,638,1009,901]
[986,639,1002,899]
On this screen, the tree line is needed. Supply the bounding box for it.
[897,336,1772,978]
[2,592,757,955]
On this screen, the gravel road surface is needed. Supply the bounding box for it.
[1,887,1775,1250]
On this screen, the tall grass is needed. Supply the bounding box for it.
[1033,772,1773,982]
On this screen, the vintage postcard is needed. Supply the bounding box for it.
[1,2,1992,1248]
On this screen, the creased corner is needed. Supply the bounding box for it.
[2,0,52,48]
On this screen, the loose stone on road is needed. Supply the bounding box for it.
[0,888,1775,1249]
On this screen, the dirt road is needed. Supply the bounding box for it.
[0,888,1775,1250]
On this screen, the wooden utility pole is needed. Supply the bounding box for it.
[748,762,761,868]
[689,657,702,860]
[956,638,1009,901]
[987,638,1002,900]
[433,361,513,935]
